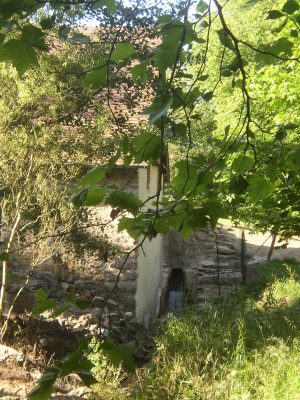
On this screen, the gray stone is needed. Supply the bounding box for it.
[0,344,22,361]
[60,282,69,290]
[217,246,237,255]
[107,299,118,306]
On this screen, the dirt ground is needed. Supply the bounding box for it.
[2,223,300,399]
[219,220,300,264]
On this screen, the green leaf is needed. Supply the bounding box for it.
[111,43,135,61]
[199,74,209,81]
[229,174,249,194]
[0,253,9,261]
[221,68,233,77]
[93,0,117,13]
[282,0,299,14]
[131,60,149,82]
[154,214,181,233]
[32,289,58,316]
[291,29,298,37]
[196,0,208,13]
[255,38,293,64]
[153,45,182,73]
[132,132,162,163]
[143,94,173,124]
[267,10,284,19]
[51,304,70,318]
[204,199,226,227]
[216,29,235,50]
[101,339,136,373]
[58,25,71,38]
[78,371,98,386]
[84,187,106,206]
[202,91,214,102]
[231,155,253,173]
[79,166,106,187]
[106,192,142,214]
[83,65,108,90]
[28,367,58,400]
[0,39,38,76]
[75,299,91,309]
[118,217,145,240]
[247,176,275,201]
[21,24,48,51]
[69,188,87,208]
[284,122,298,129]
[40,16,56,30]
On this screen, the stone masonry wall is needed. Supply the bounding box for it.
[5,167,141,328]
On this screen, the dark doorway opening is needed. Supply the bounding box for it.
[165,268,185,312]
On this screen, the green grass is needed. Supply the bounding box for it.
[92,259,300,400]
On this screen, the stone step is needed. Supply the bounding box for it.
[196,273,242,285]
[195,284,238,301]
[216,240,236,250]
[217,245,238,256]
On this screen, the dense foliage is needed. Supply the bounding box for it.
[0,0,299,396]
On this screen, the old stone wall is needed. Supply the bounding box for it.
[5,167,141,327]
[162,224,243,307]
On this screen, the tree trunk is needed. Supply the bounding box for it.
[0,212,21,316]
[241,230,247,284]
[267,233,277,261]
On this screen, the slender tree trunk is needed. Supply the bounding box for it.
[0,212,21,316]
[241,230,247,284]
[267,233,277,261]
[0,260,7,317]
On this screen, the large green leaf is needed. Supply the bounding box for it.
[93,0,117,13]
[143,94,173,124]
[79,166,106,187]
[21,24,48,51]
[111,43,135,61]
[84,187,106,206]
[83,65,108,89]
[247,176,275,201]
[0,39,38,76]
[101,339,136,373]
[32,289,58,316]
[231,155,253,174]
[131,60,149,82]
[282,0,299,14]
[118,216,147,240]
[28,367,59,400]
[132,132,162,163]
[106,192,142,214]
[216,29,235,51]
[267,10,284,19]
